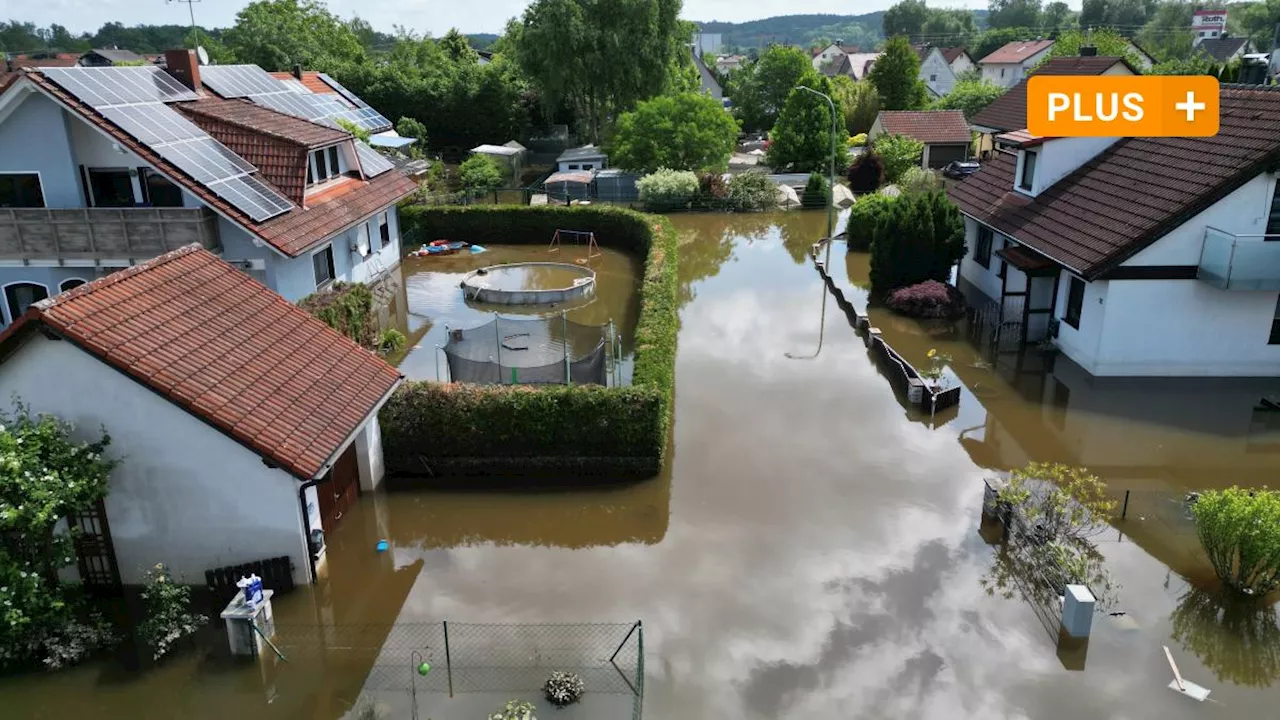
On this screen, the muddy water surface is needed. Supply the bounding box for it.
[2,211,1279,719]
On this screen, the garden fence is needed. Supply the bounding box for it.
[273,620,644,720]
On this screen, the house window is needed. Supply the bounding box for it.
[1019,150,1038,192]
[0,173,45,207]
[930,74,938,82]
[1000,68,1006,77]
[328,146,339,175]
[582,164,594,171]
[59,278,86,293]
[312,245,336,288]
[568,164,580,170]
[139,168,183,207]
[1270,295,1280,345]
[974,226,993,269]
[4,282,48,324]
[1266,178,1280,235]
[378,212,391,247]
[1064,275,1085,329]
[308,147,342,186]
[87,168,135,207]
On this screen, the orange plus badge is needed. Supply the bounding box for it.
[1027,75,1219,138]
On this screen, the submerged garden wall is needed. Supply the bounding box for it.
[385,205,678,478]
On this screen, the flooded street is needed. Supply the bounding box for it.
[3,211,1279,718]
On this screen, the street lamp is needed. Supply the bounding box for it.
[793,84,839,268]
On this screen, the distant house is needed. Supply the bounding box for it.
[1123,40,1158,70]
[556,145,608,173]
[812,43,862,71]
[79,48,145,67]
[1195,36,1254,63]
[970,55,1138,156]
[0,244,404,589]
[715,55,748,74]
[691,46,723,101]
[819,52,881,81]
[978,39,1055,88]
[870,110,971,169]
[916,46,959,98]
[940,47,976,77]
[1192,9,1229,44]
[0,52,415,326]
[949,84,1280,378]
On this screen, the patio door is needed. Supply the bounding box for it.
[319,444,360,534]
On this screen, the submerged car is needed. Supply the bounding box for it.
[942,160,981,179]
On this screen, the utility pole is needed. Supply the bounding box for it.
[167,0,202,53]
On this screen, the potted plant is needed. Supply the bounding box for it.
[543,670,586,707]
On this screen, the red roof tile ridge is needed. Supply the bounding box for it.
[177,98,351,148]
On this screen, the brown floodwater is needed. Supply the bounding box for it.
[465,263,594,293]
[3,211,1279,719]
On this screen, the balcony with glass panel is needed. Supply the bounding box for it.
[1197,227,1280,291]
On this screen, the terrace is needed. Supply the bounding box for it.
[0,207,219,264]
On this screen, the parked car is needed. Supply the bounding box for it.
[942,160,981,179]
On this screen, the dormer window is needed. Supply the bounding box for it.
[1019,150,1038,192]
[307,145,344,187]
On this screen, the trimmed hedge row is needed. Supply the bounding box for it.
[385,204,679,478]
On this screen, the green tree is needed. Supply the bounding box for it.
[928,78,1005,120]
[610,92,740,174]
[726,44,813,133]
[869,189,964,292]
[636,169,700,209]
[224,0,366,71]
[510,0,684,142]
[869,37,928,111]
[0,403,117,670]
[830,76,881,135]
[766,73,850,173]
[988,0,1043,29]
[1035,28,1145,70]
[801,172,831,209]
[395,116,429,155]
[458,155,505,193]
[921,8,977,42]
[874,133,926,183]
[439,28,479,64]
[1237,0,1280,51]
[884,0,930,38]
[1149,55,1219,75]
[1079,0,1109,27]
[138,564,205,661]
[1193,488,1280,596]
[1139,1,1196,62]
[726,170,779,211]
[1041,1,1076,31]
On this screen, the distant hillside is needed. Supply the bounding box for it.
[466,33,500,50]
[693,11,989,51]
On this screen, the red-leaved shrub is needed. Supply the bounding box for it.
[885,280,966,319]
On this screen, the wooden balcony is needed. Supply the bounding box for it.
[0,207,220,263]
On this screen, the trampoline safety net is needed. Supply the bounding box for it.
[444,315,610,385]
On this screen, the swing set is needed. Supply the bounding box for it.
[548,229,602,264]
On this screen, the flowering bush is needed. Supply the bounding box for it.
[898,166,942,194]
[885,280,967,319]
[543,670,586,707]
[488,699,537,720]
[138,564,206,661]
[725,170,778,211]
[636,168,699,210]
[849,132,868,147]
[0,402,117,670]
[697,172,729,205]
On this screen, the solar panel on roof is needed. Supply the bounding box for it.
[355,141,395,178]
[42,66,197,106]
[317,72,370,108]
[209,174,295,222]
[199,64,291,99]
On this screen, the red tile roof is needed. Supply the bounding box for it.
[949,85,1280,279]
[178,98,350,149]
[16,244,403,479]
[876,110,971,145]
[971,56,1138,132]
[269,70,350,103]
[20,70,415,258]
[979,39,1054,65]
[939,47,971,65]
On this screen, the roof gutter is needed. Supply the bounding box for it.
[957,210,1087,277]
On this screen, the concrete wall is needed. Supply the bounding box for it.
[0,92,83,208]
[1,334,313,585]
[982,62,1025,88]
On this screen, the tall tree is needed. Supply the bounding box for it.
[1139,1,1195,61]
[766,72,850,173]
[1036,28,1144,68]
[725,44,812,133]
[1041,1,1075,32]
[1237,0,1280,52]
[830,75,880,135]
[224,0,366,71]
[869,36,928,111]
[921,8,977,43]
[511,0,684,142]
[883,0,930,39]
[987,0,1044,30]
[1079,0,1109,28]
[610,92,740,173]
[440,28,478,63]
[929,79,1004,119]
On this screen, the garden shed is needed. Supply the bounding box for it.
[557,144,609,173]
[870,110,972,169]
[594,169,640,203]
[471,141,528,181]
[545,170,595,203]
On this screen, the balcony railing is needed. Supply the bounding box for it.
[0,207,220,263]
[1198,227,1280,291]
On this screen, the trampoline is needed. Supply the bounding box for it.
[441,314,621,386]
[460,262,596,306]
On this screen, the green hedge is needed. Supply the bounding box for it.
[387,204,679,478]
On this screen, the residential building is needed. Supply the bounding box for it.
[978,39,1055,88]
[917,46,959,98]
[0,50,416,327]
[949,84,1280,378]
[869,110,971,169]
[715,55,748,74]
[941,47,976,77]
[1195,35,1254,63]
[812,43,862,71]
[818,52,881,81]
[0,244,404,589]
[556,145,608,173]
[691,46,724,101]
[1192,9,1228,44]
[970,55,1138,156]
[78,48,145,67]
[1123,40,1157,70]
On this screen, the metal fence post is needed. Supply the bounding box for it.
[443,620,453,698]
[493,313,503,384]
[1121,490,1131,520]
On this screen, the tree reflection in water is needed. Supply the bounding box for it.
[1172,587,1280,688]
[981,534,1120,628]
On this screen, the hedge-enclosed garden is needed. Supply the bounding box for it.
[384,205,678,478]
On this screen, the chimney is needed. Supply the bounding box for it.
[293,64,303,80]
[1079,45,1098,57]
[164,49,201,91]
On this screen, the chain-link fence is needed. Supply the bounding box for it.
[273,621,643,720]
[443,314,617,386]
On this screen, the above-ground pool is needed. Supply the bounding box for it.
[460,262,596,305]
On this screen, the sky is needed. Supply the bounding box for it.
[16,0,1001,37]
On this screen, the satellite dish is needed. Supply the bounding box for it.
[196,46,209,66]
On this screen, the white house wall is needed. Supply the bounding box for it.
[958,217,1007,302]
[0,92,83,207]
[1027,136,1122,197]
[1,334,313,586]
[920,49,957,96]
[1052,272,1109,374]
[950,54,975,76]
[1123,173,1272,265]
[264,209,403,302]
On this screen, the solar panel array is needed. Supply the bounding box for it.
[199,64,392,133]
[355,141,395,177]
[317,73,370,109]
[42,66,293,222]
